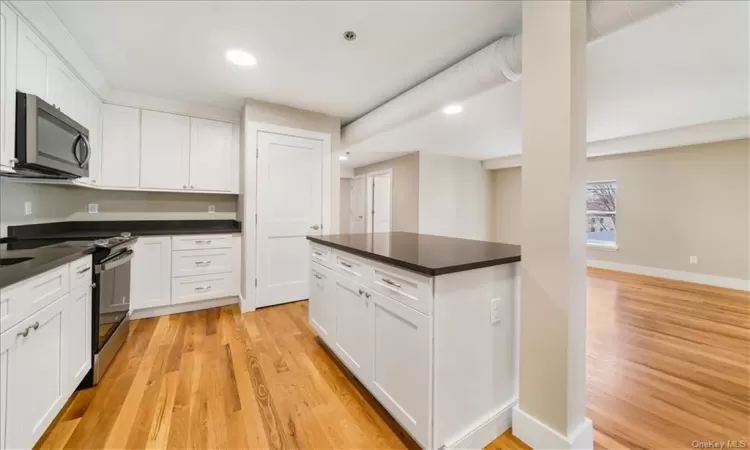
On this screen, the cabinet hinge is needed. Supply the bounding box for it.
[255,279,257,288]
[256,147,259,158]
[255,213,257,224]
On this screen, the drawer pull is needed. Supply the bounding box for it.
[194,260,212,266]
[17,321,39,338]
[194,285,212,292]
[313,251,324,257]
[76,267,91,275]
[340,261,353,268]
[195,240,212,245]
[382,278,402,289]
[358,288,364,296]
[313,273,323,280]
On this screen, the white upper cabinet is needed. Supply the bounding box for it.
[47,58,75,118]
[0,2,18,169]
[100,104,140,188]
[140,110,190,190]
[84,93,102,185]
[16,19,47,99]
[189,118,233,192]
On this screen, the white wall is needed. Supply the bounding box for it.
[418,152,492,240]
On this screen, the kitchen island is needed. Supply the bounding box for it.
[306,232,521,449]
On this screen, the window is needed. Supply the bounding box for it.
[587,181,617,249]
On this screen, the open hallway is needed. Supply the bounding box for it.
[36,270,750,449]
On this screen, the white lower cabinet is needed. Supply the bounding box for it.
[332,273,373,384]
[0,296,68,450]
[309,262,335,342]
[67,285,92,391]
[130,236,172,310]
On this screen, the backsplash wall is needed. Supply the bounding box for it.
[0,179,238,237]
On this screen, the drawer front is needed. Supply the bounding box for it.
[172,234,234,251]
[332,250,372,286]
[171,273,233,305]
[369,262,433,316]
[0,265,70,334]
[310,243,332,269]
[69,256,93,291]
[172,248,233,277]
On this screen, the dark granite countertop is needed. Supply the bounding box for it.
[307,232,521,276]
[0,242,96,289]
[8,220,241,239]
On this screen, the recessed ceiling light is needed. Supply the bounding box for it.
[442,104,463,115]
[226,49,257,67]
[339,152,349,161]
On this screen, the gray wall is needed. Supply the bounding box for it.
[0,179,238,236]
[354,152,420,233]
[339,178,350,234]
[491,139,750,280]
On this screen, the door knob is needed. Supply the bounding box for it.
[310,225,320,230]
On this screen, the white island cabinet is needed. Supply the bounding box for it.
[308,234,520,450]
[0,255,92,450]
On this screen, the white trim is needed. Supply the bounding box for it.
[586,242,618,251]
[588,260,750,292]
[242,117,332,312]
[445,399,516,450]
[365,168,393,234]
[130,296,238,320]
[512,406,593,450]
[482,117,750,170]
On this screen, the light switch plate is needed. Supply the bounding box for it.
[689,256,698,264]
[490,298,502,325]
[208,205,216,214]
[24,201,32,216]
[88,203,99,214]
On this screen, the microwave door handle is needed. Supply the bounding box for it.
[80,134,91,167]
[71,134,83,165]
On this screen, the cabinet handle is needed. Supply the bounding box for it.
[194,285,212,292]
[340,261,353,268]
[382,278,402,289]
[365,292,371,299]
[77,267,91,275]
[195,240,212,245]
[30,322,39,331]
[17,328,29,338]
[190,185,195,189]
[313,273,323,280]
[194,260,211,266]
[313,251,324,257]
[358,288,364,295]
[183,185,187,189]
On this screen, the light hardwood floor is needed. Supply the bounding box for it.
[37,269,749,449]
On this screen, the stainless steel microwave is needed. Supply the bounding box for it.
[14,91,90,178]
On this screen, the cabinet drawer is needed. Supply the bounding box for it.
[332,250,372,286]
[172,248,233,277]
[172,234,233,251]
[171,273,233,305]
[370,262,433,316]
[69,256,93,291]
[310,243,332,269]
[0,265,69,334]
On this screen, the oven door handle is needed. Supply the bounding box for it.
[95,249,134,273]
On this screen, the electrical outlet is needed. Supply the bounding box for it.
[689,256,698,265]
[24,201,32,216]
[208,205,216,214]
[490,298,502,325]
[88,203,99,214]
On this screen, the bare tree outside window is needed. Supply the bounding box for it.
[587,181,617,246]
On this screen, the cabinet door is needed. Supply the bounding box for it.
[189,118,233,192]
[67,285,91,392]
[369,289,432,447]
[16,20,48,99]
[84,93,102,185]
[309,262,336,344]
[0,297,68,450]
[131,236,172,310]
[100,104,140,188]
[0,2,18,169]
[47,58,76,118]
[140,110,190,190]
[333,274,372,383]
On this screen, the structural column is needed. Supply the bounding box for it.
[513,1,592,449]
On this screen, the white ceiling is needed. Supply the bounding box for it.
[344,0,750,160]
[47,1,522,122]
[339,151,412,170]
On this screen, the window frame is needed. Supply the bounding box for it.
[586,180,618,251]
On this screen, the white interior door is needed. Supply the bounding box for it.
[257,131,323,308]
[367,172,392,233]
[349,176,366,234]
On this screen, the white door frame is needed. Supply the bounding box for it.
[365,168,393,234]
[349,175,366,233]
[242,120,332,312]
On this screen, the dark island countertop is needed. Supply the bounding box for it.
[8,220,241,239]
[0,241,96,289]
[307,232,521,276]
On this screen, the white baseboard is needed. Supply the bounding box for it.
[588,260,750,292]
[130,296,239,320]
[512,406,593,450]
[446,399,516,450]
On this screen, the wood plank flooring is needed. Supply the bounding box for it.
[37,269,749,449]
